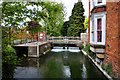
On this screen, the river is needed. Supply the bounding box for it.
[14,47,107,79]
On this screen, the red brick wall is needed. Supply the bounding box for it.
[118,1,120,78]
[105,2,120,77]
[12,30,46,41]
[91,7,106,14]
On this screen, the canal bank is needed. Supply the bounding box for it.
[82,50,112,80]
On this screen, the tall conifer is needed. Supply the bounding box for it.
[67,1,85,36]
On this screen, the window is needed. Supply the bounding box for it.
[98,0,102,4]
[90,12,106,45]
[90,0,106,11]
[92,20,94,42]
[97,19,102,42]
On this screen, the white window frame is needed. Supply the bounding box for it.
[90,0,106,11]
[90,12,106,45]
[94,0,106,7]
[90,0,95,11]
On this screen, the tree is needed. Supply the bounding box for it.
[2,2,49,43]
[42,2,65,36]
[83,18,89,30]
[67,1,85,37]
[1,2,45,72]
[60,21,70,36]
[2,2,26,45]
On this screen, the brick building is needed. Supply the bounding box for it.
[88,0,120,78]
[10,27,46,41]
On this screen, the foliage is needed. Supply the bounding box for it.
[101,63,105,70]
[3,45,16,54]
[80,44,84,49]
[60,21,70,36]
[83,43,90,51]
[105,63,113,75]
[26,21,42,35]
[67,1,85,37]
[101,62,113,76]
[2,45,21,65]
[82,43,93,57]
[83,18,89,29]
[1,2,27,44]
[42,2,66,36]
[1,2,45,44]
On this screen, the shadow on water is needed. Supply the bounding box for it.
[10,46,108,79]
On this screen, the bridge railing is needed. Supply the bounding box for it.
[47,37,81,41]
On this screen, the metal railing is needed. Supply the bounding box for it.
[47,37,81,40]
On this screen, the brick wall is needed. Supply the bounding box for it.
[105,2,120,77]
[118,1,120,78]
[91,7,106,14]
[12,30,46,41]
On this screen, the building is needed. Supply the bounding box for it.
[88,0,120,78]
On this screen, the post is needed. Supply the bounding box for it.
[37,31,39,57]
[26,31,29,44]
[38,32,39,42]
[37,43,39,57]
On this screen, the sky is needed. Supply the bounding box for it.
[26,0,89,21]
[59,0,89,21]
[0,0,89,24]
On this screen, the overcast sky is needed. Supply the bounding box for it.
[0,0,89,22]
[59,0,89,21]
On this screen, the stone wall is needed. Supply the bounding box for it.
[28,43,51,57]
[81,33,88,46]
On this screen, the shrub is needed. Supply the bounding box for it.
[101,63,113,75]
[85,43,90,51]
[106,62,113,75]
[101,63,105,70]
[3,45,16,55]
[2,45,20,65]
[80,44,84,49]
[2,45,22,78]
[83,43,90,51]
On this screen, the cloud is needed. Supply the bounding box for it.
[59,0,89,21]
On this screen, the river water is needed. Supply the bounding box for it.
[14,47,107,79]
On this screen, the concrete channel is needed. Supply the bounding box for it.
[82,50,113,80]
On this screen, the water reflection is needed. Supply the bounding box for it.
[82,64,87,78]
[14,47,107,79]
[63,66,71,78]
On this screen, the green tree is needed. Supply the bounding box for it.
[83,18,89,29]
[2,2,26,45]
[60,21,70,36]
[42,2,65,36]
[67,1,85,37]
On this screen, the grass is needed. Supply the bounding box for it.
[82,43,93,57]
